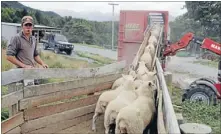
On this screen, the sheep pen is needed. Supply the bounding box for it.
[56,24,174,134]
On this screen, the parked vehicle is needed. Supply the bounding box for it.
[41,32,74,55]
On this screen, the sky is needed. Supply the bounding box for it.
[20,1,187,17]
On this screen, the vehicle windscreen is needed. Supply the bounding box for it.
[55,34,68,42]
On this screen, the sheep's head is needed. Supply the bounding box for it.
[122,74,136,81]
[144,46,151,53]
[122,79,136,91]
[141,70,157,81]
[138,61,146,66]
[129,70,137,78]
[137,81,156,98]
[134,80,144,90]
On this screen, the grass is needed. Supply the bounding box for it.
[1,86,8,96]
[75,51,116,65]
[169,85,221,133]
[1,49,15,72]
[74,43,104,49]
[38,50,101,69]
[192,60,219,68]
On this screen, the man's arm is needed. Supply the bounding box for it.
[7,56,32,68]
[33,38,48,68]
[6,36,32,68]
[34,55,48,68]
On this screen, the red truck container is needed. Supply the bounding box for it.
[117,10,169,66]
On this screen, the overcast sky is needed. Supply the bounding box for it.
[20,1,187,17]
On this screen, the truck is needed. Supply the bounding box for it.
[41,32,74,55]
[117,10,169,66]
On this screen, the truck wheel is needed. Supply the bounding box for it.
[54,47,60,54]
[66,50,72,55]
[182,84,217,105]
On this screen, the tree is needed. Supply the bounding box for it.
[21,8,28,17]
[185,1,221,42]
[35,11,42,24]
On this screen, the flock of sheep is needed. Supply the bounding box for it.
[92,24,162,134]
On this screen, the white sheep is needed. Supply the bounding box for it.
[150,30,159,39]
[103,79,138,134]
[115,81,156,134]
[136,61,149,76]
[140,71,157,84]
[140,51,153,71]
[111,74,135,89]
[134,79,144,90]
[148,35,158,46]
[144,43,155,57]
[136,70,157,82]
[92,75,135,131]
[128,70,137,78]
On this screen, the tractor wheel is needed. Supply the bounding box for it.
[182,84,217,105]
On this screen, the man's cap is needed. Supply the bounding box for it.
[21,16,33,25]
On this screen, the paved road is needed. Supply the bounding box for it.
[166,56,218,88]
[73,44,118,60]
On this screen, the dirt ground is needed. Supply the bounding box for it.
[166,56,217,88]
[55,116,105,134]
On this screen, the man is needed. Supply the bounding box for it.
[6,16,48,69]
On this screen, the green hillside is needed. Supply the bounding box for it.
[1,1,118,47]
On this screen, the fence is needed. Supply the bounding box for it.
[1,61,125,134]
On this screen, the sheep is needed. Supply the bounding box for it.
[111,74,135,89]
[140,51,153,71]
[150,29,159,39]
[92,75,135,131]
[144,43,155,57]
[134,79,144,90]
[103,79,138,134]
[140,71,157,84]
[128,70,137,78]
[136,70,157,82]
[136,61,149,76]
[115,81,157,134]
[148,35,158,46]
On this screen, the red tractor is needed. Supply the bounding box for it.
[163,32,221,105]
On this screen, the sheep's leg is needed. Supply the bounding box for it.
[92,112,99,131]
[115,126,121,134]
[104,118,111,134]
[104,113,111,134]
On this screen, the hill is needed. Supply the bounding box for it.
[1,1,118,47]
[1,1,60,17]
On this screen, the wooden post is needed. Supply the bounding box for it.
[8,82,23,117]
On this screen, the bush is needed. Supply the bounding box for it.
[1,108,9,121]
[1,40,7,49]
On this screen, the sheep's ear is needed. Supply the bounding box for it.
[133,76,136,81]
[145,69,149,74]
[148,81,152,87]
[122,74,127,79]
